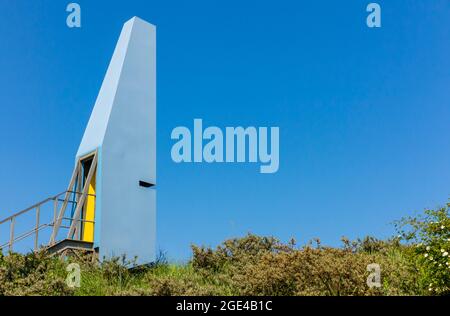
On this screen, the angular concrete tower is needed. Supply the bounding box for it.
[50,17,156,264]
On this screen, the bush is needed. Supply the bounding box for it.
[0,251,72,296]
[1,203,448,296]
[192,234,422,296]
[395,203,450,294]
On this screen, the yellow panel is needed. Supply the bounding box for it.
[82,171,96,242]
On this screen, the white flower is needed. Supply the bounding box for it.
[446,262,449,266]
[424,253,429,258]
[441,249,445,252]
[426,246,431,251]
[429,256,434,261]
[443,252,448,257]
[441,225,445,229]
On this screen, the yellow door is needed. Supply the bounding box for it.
[82,172,96,242]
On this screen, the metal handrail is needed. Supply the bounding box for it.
[0,217,96,250]
[0,192,63,225]
[0,191,95,225]
[0,223,50,250]
[0,190,96,253]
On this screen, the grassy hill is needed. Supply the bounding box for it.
[1,204,449,296]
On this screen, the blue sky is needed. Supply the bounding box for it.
[0,0,449,260]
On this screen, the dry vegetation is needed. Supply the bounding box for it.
[0,204,449,296]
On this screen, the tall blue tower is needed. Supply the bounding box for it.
[0,17,156,265]
[50,17,157,264]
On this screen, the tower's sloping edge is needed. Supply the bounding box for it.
[77,18,136,158]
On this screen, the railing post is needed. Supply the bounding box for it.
[50,161,81,245]
[53,198,58,226]
[34,206,40,251]
[9,217,15,253]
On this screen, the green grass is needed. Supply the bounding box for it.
[1,203,448,296]
[0,235,434,296]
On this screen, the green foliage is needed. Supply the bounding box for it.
[0,203,448,296]
[0,251,72,296]
[395,203,450,295]
[191,234,423,296]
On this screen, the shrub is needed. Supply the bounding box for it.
[193,235,422,296]
[1,203,448,296]
[0,251,72,296]
[395,203,450,294]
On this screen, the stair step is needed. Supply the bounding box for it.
[46,239,94,255]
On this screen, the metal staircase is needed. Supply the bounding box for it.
[0,190,96,255]
[0,151,98,256]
